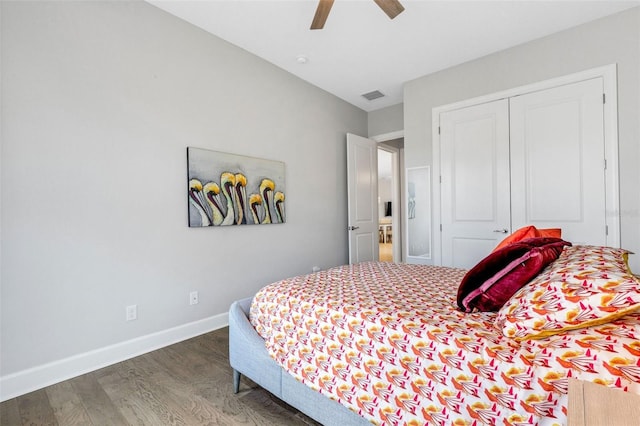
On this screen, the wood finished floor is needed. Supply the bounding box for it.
[0,327,321,426]
[379,242,393,262]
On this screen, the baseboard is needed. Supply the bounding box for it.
[0,312,229,402]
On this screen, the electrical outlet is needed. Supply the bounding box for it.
[126,305,137,321]
[190,291,199,305]
[312,266,321,272]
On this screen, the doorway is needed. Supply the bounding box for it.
[376,139,403,263]
[346,132,404,264]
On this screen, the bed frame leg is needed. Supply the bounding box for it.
[233,369,241,393]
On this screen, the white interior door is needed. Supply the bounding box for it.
[510,78,607,245]
[440,99,511,269]
[347,133,379,264]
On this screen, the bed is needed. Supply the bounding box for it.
[230,244,640,425]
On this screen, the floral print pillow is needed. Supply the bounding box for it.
[495,245,640,340]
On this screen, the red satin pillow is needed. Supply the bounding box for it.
[457,237,571,313]
[492,226,562,252]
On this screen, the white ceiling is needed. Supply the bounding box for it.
[148,0,639,112]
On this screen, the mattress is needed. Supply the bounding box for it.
[250,261,640,425]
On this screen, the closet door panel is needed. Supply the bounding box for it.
[510,78,606,245]
[440,99,510,269]
[522,100,582,221]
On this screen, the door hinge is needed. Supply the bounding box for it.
[604,159,607,170]
[603,93,606,104]
[439,224,442,232]
[438,126,441,135]
[439,175,442,184]
[606,225,609,236]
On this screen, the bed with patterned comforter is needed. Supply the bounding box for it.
[249,256,640,425]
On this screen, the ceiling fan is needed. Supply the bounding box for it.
[311,0,405,30]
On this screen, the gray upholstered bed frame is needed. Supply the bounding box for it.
[229,298,369,425]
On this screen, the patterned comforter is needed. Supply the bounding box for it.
[250,262,640,425]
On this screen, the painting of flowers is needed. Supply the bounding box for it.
[187,147,286,227]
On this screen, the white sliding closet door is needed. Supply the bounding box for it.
[510,78,606,245]
[440,99,511,269]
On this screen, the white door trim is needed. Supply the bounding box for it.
[432,64,619,266]
[371,130,405,262]
[371,130,404,143]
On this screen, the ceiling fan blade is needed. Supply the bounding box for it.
[373,0,405,19]
[311,0,335,30]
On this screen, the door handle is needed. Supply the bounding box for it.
[493,229,509,233]
[348,226,360,231]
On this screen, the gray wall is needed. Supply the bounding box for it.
[404,7,640,271]
[368,103,403,137]
[1,0,366,379]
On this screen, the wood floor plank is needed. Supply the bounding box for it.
[148,371,233,425]
[0,398,22,426]
[128,351,234,425]
[96,360,168,426]
[16,389,57,426]
[45,381,93,425]
[101,352,213,425]
[195,327,230,358]
[236,386,319,426]
[146,335,311,425]
[134,348,240,424]
[149,340,223,389]
[0,328,324,426]
[103,358,193,425]
[70,371,129,425]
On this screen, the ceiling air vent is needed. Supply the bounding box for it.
[361,90,385,101]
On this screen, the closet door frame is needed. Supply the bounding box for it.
[431,64,620,266]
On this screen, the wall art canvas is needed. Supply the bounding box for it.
[187,147,286,227]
